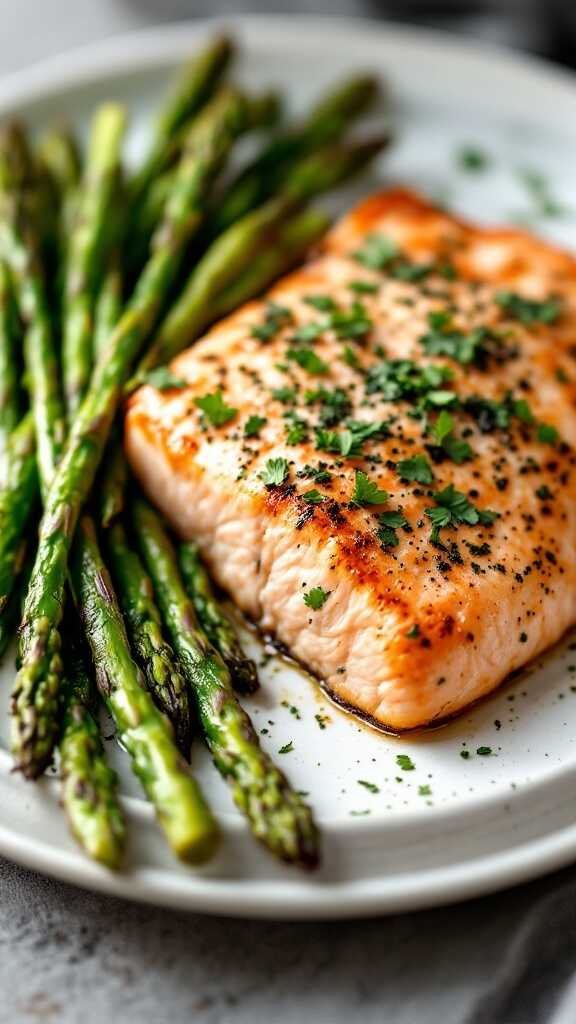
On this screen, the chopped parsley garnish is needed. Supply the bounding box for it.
[285,418,308,445]
[315,420,388,458]
[405,624,420,639]
[251,301,293,341]
[495,290,562,326]
[349,279,379,295]
[291,322,324,343]
[302,489,324,505]
[421,312,499,367]
[272,385,297,404]
[396,754,415,771]
[377,509,409,548]
[304,386,351,426]
[366,358,454,405]
[397,454,434,485]
[144,367,187,391]
[260,457,289,486]
[304,294,337,312]
[354,232,398,270]
[425,484,498,544]
[326,301,372,341]
[297,463,332,484]
[418,784,432,796]
[430,410,473,464]
[517,167,567,219]
[278,741,294,755]
[342,344,361,369]
[457,144,490,172]
[244,414,267,438]
[537,422,559,444]
[357,779,380,793]
[476,746,492,756]
[194,390,238,427]
[286,347,329,376]
[351,470,389,507]
[303,586,330,611]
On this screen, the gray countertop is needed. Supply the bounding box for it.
[1,3,575,1022]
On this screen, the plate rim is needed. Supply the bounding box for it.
[3,13,576,917]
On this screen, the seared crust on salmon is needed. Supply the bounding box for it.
[126,189,576,730]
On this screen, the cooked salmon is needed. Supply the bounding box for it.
[125,189,576,731]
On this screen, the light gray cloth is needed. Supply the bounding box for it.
[0,2,575,1022]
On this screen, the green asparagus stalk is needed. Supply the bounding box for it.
[132,496,319,869]
[62,104,126,418]
[178,541,258,695]
[70,516,219,863]
[210,208,330,322]
[11,87,247,778]
[211,73,380,234]
[93,256,123,363]
[130,35,234,203]
[59,626,126,868]
[37,124,81,210]
[0,261,22,465]
[0,414,38,618]
[140,136,383,369]
[0,124,66,493]
[0,553,32,665]
[106,520,193,756]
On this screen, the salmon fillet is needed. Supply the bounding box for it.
[125,189,576,731]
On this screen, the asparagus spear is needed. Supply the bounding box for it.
[93,256,123,363]
[70,516,219,863]
[132,496,319,869]
[210,208,329,321]
[0,261,22,466]
[0,414,38,618]
[37,124,81,198]
[12,87,247,777]
[178,541,258,695]
[106,520,192,756]
[62,104,126,417]
[212,73,380,234]
[59,625,126,868]
[130,34,234,203]
[0,553,32,665]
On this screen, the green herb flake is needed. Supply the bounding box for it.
[397,454,434,485]
[315,713,330,730]
[418,784,432,796]
[460,750,470,760]
[349,279,379,295]
[278,741,294,755]
[251,301,293,341]
[244,415,267,438]
[457,144,491,172]
[495,290,562,326]
[286,347,329,376]
[537,422,559,445]
[377,509,409,549]
[302,489,324,505]
[353,233,398,270]
[194,390,238,427]
[396,754,415,771]
[357,779,380,794]
[144,367,188,391]
[351,470,389,507]
[303,586,330,611]
[272,386,297,404]
[476,746,492,756]
[425,484,498,544]
[405,624,420,639]
[304,294,337,312]
[260,457,289,486]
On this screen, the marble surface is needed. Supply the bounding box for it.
[1,3,575,1022]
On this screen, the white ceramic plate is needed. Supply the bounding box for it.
[3,15,576,920]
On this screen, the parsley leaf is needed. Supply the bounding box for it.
[366,358,454,404]
[396,754,415,771]
[431,410,473,463]
[244,415,267,438]
[144,367,188,391]
[315,420,388,458]
[376,509,409,549]
[495,291,562,326]
[425,484,498,543]
[194,390,238,427]
[260,457,289,486]
[251,301,293,341]
[304,294,337,312]
[278,741,294,754]
[284,418,308,445]
[421,313,498,367]
[297,463,332,484]
[286,347,329,376]
[351,470,389,507]
[357,779,380,793]
[354,233,398,270]
[303,586,330,610]
[537,422,559,444]
[302,489,324,505]
[271,386,297,404]
[457,144,490,172]
[397,454,434,485]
